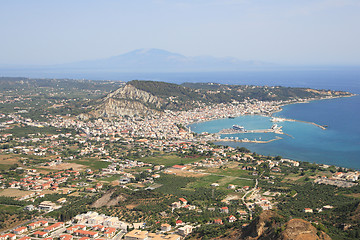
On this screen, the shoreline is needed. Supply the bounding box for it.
[188,94,356,134]
[187,94,359,170]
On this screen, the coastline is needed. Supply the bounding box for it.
[188,93,355,135]
[187,93,359,170]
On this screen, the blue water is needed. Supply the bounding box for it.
[190,95,360,169]
[1,67,360,169]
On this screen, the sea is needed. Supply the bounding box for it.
[1,67,360,169]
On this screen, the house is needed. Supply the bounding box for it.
[92,225,105,231]
[172,165,186,170]
[57,198,67,204]
[38,201,57,211]
[79,238,90,240]
[177,225,193,236]
[43,222,64,232]
[28,221,48,230]
[214,219,223,225]
[74,230,99,238]
[228,215,237,223]
[66,225,86,234]
[179,198,188,206]
[33,231,49,238]
[323,205,334,210]
[303,208,313,213]
[1,234,16,240]
[220,207,229,214]
[171,202,181,209]
[60,235,73,240]
[104,228,116,238]
[175,220,183,226]
[18,237,31,240]
[237,210,247,216]
[160,223,171,232]
[24,205,35,211]
[87,216,104,225]
[124,230,148,240]
[13,227,27,234]
[103,217,119,227]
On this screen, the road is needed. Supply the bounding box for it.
[241,172,263,220]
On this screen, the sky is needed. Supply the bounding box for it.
[1,0,360,66]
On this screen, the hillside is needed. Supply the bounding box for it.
[189,211,331,240]
[240,211,331,240]
[91,80,352,118]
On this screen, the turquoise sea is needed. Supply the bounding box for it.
[2,67,360,169]
[190,95,360,170]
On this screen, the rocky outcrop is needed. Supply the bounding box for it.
[280,219,331,240]
[241,210,278,239]
[241,211,331,240]
[103,84,164,109]
[92,84,164,117]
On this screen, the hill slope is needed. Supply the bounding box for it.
[91,80,352,118]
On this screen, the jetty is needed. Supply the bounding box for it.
[271,117,327,130]
[218,124,283,135]
[214,136,282,144]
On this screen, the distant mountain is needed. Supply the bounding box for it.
[57,48,274,72]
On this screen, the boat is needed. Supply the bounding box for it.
[232,125,246,131]
[228,116,235,119]
[271,117,285,122]
[271,124,282,130]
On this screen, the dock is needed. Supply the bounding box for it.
[214,136,282,144]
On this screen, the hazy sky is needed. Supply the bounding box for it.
[1,0,360,65]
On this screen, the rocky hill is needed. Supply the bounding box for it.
[188,211,331,240]
[240,211,331,240]
[90,80,353,118]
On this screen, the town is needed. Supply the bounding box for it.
[0,78,359,239]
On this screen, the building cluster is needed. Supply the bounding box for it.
[7,169,79,193]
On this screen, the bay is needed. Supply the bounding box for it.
[189,95,360,169]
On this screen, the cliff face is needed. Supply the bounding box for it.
[92,84,163,117]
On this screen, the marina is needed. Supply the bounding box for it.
[218,124,283,135]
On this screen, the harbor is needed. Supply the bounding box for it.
[217,124,283,135]
[214,136,282,144]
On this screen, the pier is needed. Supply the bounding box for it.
[214,136,282,144]
[271,117,327,130]
[218,125,283,135]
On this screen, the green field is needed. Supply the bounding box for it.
[205,167,255,179]
[0,204,21,213]
[0,164,11,171]
[74,158,110,170]
[187,175,223,188]
[140,154,204,167]
[101,174,121,182]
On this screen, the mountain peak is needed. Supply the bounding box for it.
[122,48,185,58]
